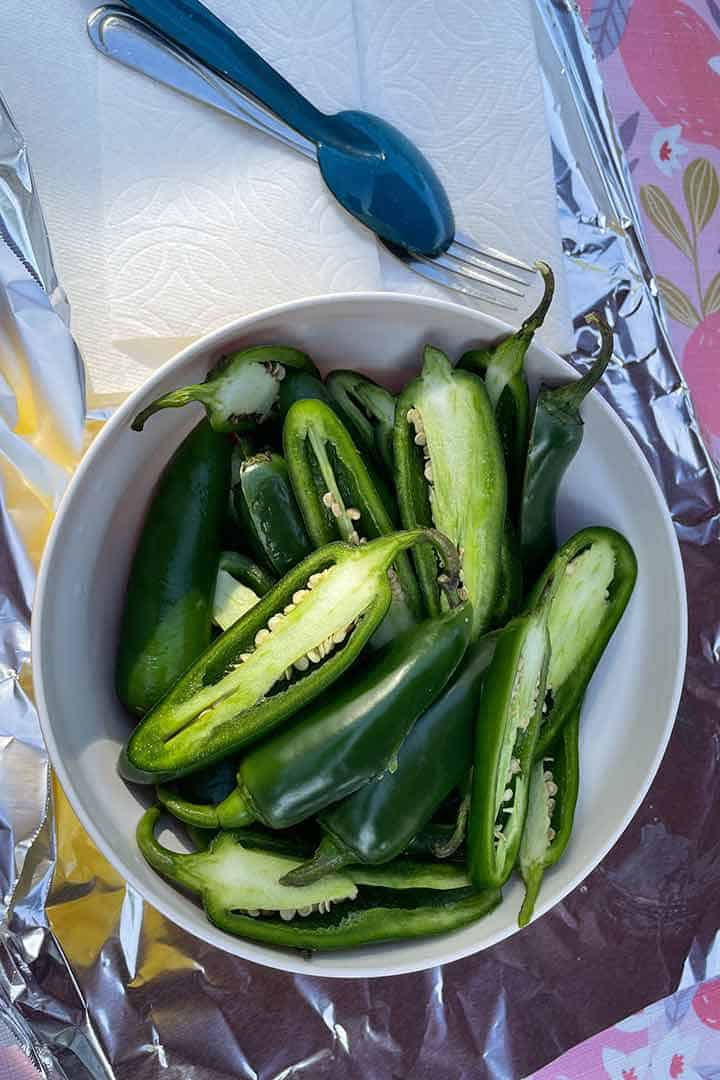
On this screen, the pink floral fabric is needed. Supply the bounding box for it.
[531,978,720,1079]
[578,0,720,462]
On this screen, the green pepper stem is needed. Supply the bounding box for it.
[548,312,613,413]
[432,789,471,858]
[523,261,555,335]
[216,786,255,829]
[156,785,220,829]
[518,864,545,927]
[132,385,211,431]
[136,806,181,878]
[278,834,350,887]
[421,528,463,608]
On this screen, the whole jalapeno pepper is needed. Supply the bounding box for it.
[213,552,275,631]
[138,808,501,951]
[281,632,497,886]
[459,262,553,510]
[527,525,637,760]
[325,370,396,475]
[467,595,552,891]
[117,419,231,716]
[121,528,462,783]
[283,399,422,641]
[520,313,613,581]
[494,519,523,626]
[132,346,318,432]
[518,705,580,926]
[158,602,472,831]
[278,370,337,417]
[394,345,506,637]
[231,446,312,577]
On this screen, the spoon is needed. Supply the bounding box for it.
[120,0,455,257]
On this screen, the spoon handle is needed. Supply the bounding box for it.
[87,7,317,161]
[120,0,343,148]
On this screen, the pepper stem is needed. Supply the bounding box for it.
[217,786,255,829]
[518,864,545,927]
[156,785,220,830]
[549,312,613,413]
[136,806,181,878]
[432,788,471,858]
[132,384,210,431]
[278,834,350,887]
[522,261,555,335]
[424,528,463,608]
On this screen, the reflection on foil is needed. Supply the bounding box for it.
[1,3,719,1077]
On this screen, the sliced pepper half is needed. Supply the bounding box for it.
[394,345,506,637]
[132,346,318,432]
[122,529,462,783]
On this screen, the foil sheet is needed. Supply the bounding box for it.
[1,2,719,1077]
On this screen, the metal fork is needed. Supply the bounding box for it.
[88,6,535,310]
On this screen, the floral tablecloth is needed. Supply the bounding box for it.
[578,0,720,463]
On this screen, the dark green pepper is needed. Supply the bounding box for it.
[138,808,501,951]
[159,603,472,831]
[122,528,462,783]
[494,519,523,626]
[117,420,231,716]
[283,399,422,641]
[459,262,554,509]
[218,550,275,597]
[325,369,396,475]
[519,313,613,581]
[281,632,497,886]
[132,346,318,432]
[278,370,337,417]
[467,597,551,890]
[518,706,580,926]
[394,345,506,637]
[528,525,637,760]
[231,447,312,577]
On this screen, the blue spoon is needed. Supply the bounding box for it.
[120,0,455,257]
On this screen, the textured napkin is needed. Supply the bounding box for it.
[1,0,572,394]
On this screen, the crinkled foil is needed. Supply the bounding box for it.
[1,2,719,1077]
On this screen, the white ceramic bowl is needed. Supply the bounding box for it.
[33,293,687,978]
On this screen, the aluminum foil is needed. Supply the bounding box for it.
[1,2,719,1077]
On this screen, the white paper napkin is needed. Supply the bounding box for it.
[1,0,572,395]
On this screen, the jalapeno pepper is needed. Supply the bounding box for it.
[281,632,497,886]
[283,399,422,641]
[122,528,462,783]
[467,597,552,890]
[528,525,636,760]
[231,447,312,577]
[459,262,554,510]
[117,420,231,716]
[218,551,275,598]
[138,808,501,951]
[213,552,275,631]
[494,520,523,626]
[394,345,506,637]
[159,602,471,831]
[132,346,318,432]
[278,370,337,417]
[518,706,580,927]
[325,370,396,475]
[520,313,613,581]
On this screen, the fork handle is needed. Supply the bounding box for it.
[121,0,352,150]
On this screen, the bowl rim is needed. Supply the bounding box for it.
[32,289,688,978]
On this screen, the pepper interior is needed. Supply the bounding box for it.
[491,615,548,873]
[159,551,389,751]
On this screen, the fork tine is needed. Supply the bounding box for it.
[385,244,519,310]
[428,250,527,294]
[450,230,535,275]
